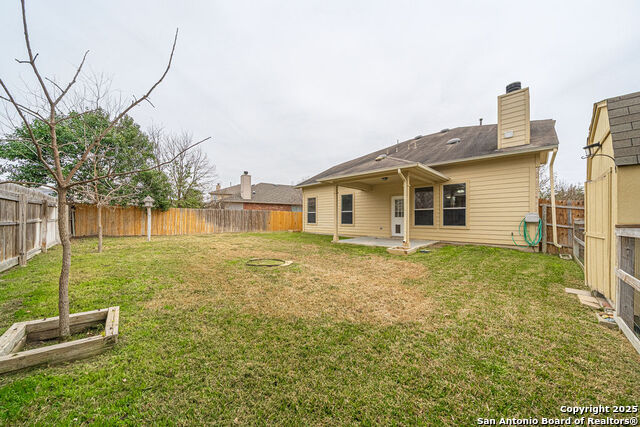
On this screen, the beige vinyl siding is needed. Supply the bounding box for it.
[497,88,530,149]
[303,189,334,232]
[302,154,540,246]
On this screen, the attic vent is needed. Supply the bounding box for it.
[375,154,387,161]
[440,128,449,133]
[413,135,422,140]
[446,138,461,145]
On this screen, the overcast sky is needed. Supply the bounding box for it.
[1,1,639,188]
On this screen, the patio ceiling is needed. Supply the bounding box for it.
[316,163,449,191]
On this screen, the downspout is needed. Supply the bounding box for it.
[549,148,561,248]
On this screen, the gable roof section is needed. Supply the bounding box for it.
[606,91,640,166]
[298,119,558,187]
[213,183,302,205]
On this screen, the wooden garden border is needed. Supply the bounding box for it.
[0,307,119,374]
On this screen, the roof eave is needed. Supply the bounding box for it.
[316,163,449,184]
[425,144,558,168]
[222,199,301,205]
[297,144,558,188]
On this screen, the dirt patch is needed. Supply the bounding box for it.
[146,236,434,325]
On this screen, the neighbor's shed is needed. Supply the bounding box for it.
[584,91,640,304]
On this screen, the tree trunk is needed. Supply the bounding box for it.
[97,204,103,253]
[57,187,71,338]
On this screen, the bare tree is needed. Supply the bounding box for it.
[0,0,209,337]
[75,149,143,253]
[538,165,584,201]
[159,131,217,207]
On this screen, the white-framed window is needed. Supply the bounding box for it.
[442,183,466,226]
[414,186,434,226]
[341,194,353,225]
[307,197,317,224]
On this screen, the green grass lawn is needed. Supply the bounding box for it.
[0,232,638,425]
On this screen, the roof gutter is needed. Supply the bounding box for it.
[425,144,558,168]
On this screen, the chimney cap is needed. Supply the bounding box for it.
[243,171,249,175]
[506,81,522,93]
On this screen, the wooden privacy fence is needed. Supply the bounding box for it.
[0,184,59,272]
[538,199,584,256]
[71,204,302,237]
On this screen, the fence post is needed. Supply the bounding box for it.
[573,221,578,260]
[541,204,547,253]
[40,199,48,253]
[18,194,27,266]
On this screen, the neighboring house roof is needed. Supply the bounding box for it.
[213,183,302,205]
[298,119,558,187]
[606,91,640,166]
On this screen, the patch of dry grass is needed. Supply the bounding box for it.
[146,235,433,325]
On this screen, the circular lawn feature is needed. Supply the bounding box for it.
[245,258,292,267]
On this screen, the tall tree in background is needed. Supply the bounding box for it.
[0,0,208,337]
[158,131,217,208]
[1,111,174,252]
[74,115,166,252]
[2,110,146,253]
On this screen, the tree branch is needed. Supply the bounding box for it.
[64,28,179,185]
[68,136,210,188]
[19,0,54,107]
[0,180,57,191]
[0,78,59,183]
[0,95,46,121]
[52,50,89,107]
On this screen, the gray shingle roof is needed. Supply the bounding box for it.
[607,91,640,166]
[214,183,302,205]
[298,120,558,186]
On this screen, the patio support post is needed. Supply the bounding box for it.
[398,169,411,249]
[332,185,339,243]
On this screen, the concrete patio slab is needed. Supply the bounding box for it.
[337,236,437,254]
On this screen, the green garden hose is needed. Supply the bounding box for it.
[511,217,543,248]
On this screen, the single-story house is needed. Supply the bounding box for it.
[583,90,640,348]
[296,83,560,249]
[211,171,302,211]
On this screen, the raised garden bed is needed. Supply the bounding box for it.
[0,307,119,375]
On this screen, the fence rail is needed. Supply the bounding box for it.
[615,227,640,355]
[0,184,59,272]
[71,204,302,237]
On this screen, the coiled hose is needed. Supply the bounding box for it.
[511,217,542,248]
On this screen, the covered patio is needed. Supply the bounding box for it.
[316,161,449,250]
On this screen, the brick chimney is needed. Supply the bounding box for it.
[497,82,530,149]
[240,171,251,200]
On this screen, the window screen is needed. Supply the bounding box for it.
[443,183,466,226]
[414,187,434,226]
[307,197,316,224]
[341,194,353,224]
